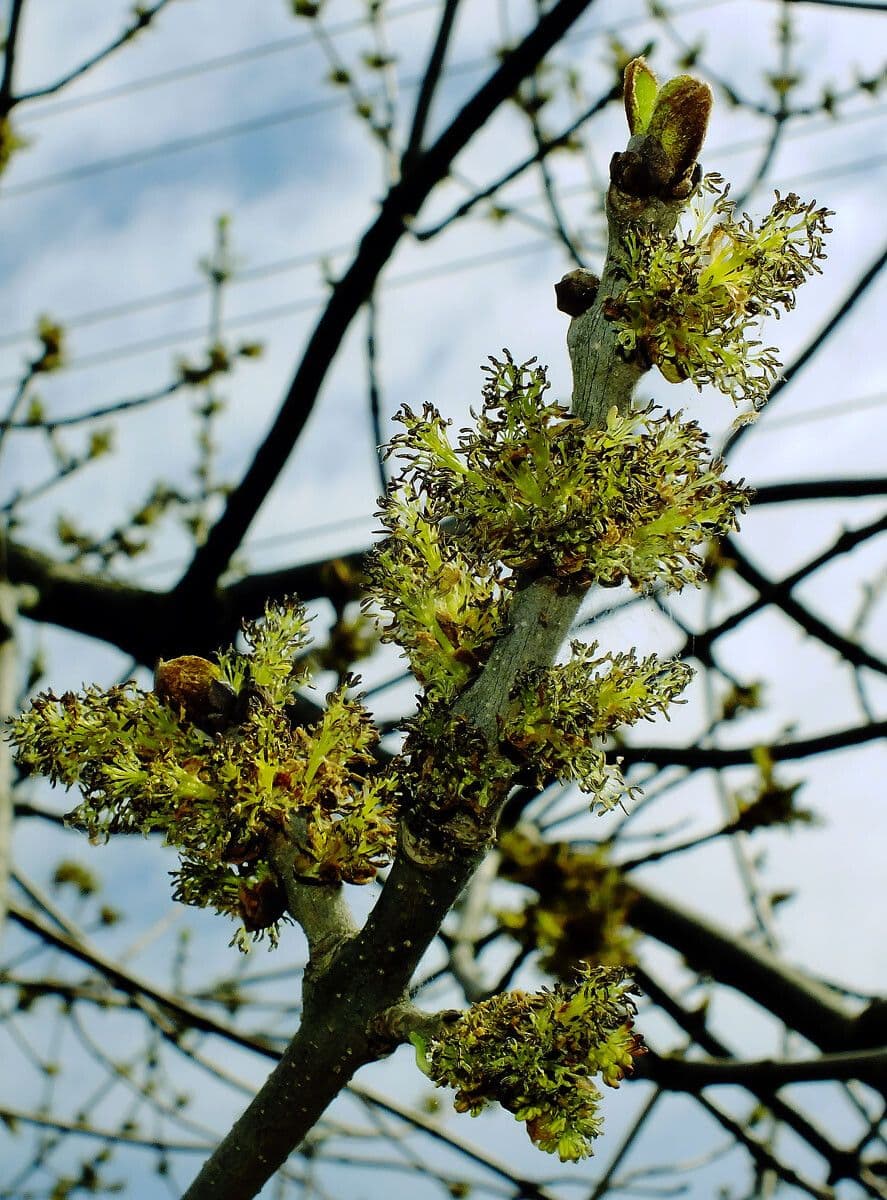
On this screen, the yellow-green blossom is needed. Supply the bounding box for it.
[10,600,396,949]
[610,174,831,410]
[413,966,642,1161]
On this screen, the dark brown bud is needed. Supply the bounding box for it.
[555,269,601,318]
[238,876,288,931]
[610,145,667,199]
[154,655,237,733]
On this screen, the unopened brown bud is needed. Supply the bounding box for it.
[614,60,712,200]
[238,876,287,931]
[154,655,236,732]
[555,269,600,318]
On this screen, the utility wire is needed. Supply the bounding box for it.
[0,0,747,201]
[121,397,887,581]
[127,514,375,580]
[0,244,351,350]
[1,145,879,386]
[1,100,883,355]
[0,239,555,385]
[16,0,733,124]
[16,1,440,123]
[756,390,887,431]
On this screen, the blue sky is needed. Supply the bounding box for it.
[2,1,885,1197]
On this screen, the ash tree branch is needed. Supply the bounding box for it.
[5,537,365,663]
[619,719,887,770]
[402,0,462,168]
[0,0,26,111]
[0,583,19,937]
[269,827,357,967]
[413,82,619,242]
[9,901,563,1200]
[12,800,68,825]
[686,513,887,661]
[7,901,279,1055]
[641,1047,887,1090]
[627,884,885,1053]
[698,1095,835,1200]
[529,106,585,264]
[0,1105,211,1154]
[586,1088,663,1200]
[180,51,702,1200]
[617,820,743,871]
[634,965,883,1191]
[365,292,387,494]
[723,534,887,676]
[10,30,877,1199]
[223,553,366,641]
[0,379,184,430]
[750,478,887,504]
[4,539,188,663]
[783,0,887,9]
[174,0,599,600]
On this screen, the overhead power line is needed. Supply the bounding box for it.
[0,244,353,350]
[126,451,887,583]
[17,0,732,124]
[0,141,880,391]
[0,0,744,201]
[0,238,555,386]
[17,1,439,123]
[1,101,883,357]
[759,390,887,431]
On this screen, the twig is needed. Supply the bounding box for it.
[0,1104,211,1153]
[7,901,279,1054]
[686,514,887,662]
[698,1095,836,1200]
[0,583,18,937]
[366,293,388,495]
[402,0,462,167]
[723,534,887,677]
[633,966,881,1192]
[0,0,26,110]
[13,0,176,105]
[618,719,887,770]
[641,1047,887,1090]
[750,478,887,504]
[413,83,617,241]
[627,886,866,1051]
[0,379,183,430]
[587,1087,663,1200]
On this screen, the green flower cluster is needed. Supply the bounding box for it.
[366,490,511,703]
[10,600,396,949]
[732,747,816,835]
[412,966,642,1161]
[396,702,517,840]
[610,174,832,410]
[498,829,636,979]
[379,354,748,600]
[502,641,693,807]
[0,116,29,177]
[368,355,736,817]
